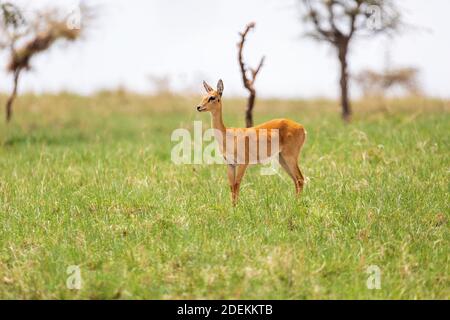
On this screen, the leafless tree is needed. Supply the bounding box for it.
[1,2,27,122]
[355,67,421,97]
[237,22,265,128]
[1,3,84,122]
[298,0,401,121]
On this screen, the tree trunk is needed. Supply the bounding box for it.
[6,70,21,123]
[245,90,255,128]
[338,44,351,122]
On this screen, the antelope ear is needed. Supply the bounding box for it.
[203,81,213,93]
[217,79,224,96]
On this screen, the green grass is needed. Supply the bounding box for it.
[0,92,449,299]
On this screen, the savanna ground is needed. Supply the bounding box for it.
[0,92,448,299]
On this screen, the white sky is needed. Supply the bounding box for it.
[0,0,449,98]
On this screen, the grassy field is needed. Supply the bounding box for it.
[0,92,448,299]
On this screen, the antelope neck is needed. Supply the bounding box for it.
[210,103,226,134]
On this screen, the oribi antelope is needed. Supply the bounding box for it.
[196,79,306,205]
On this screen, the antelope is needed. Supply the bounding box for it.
[196,79,306,205]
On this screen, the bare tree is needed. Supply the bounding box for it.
[1,2,26,122]
[298,0,401,121]
[355,67,421,97]
[1,4,84,122]
[237,22,265,128]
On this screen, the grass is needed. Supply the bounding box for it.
[0,92,449,299]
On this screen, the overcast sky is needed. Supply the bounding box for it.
[0,0,449,98]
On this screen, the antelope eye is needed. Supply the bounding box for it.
[208,96,216,102]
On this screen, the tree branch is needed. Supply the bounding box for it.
[303,0,336,42]
[348,1,362,38]
[237,22,264,93]
[237,22,265,127]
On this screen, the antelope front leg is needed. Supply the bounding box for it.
[227,165,237,204]
[233,164,248,205]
